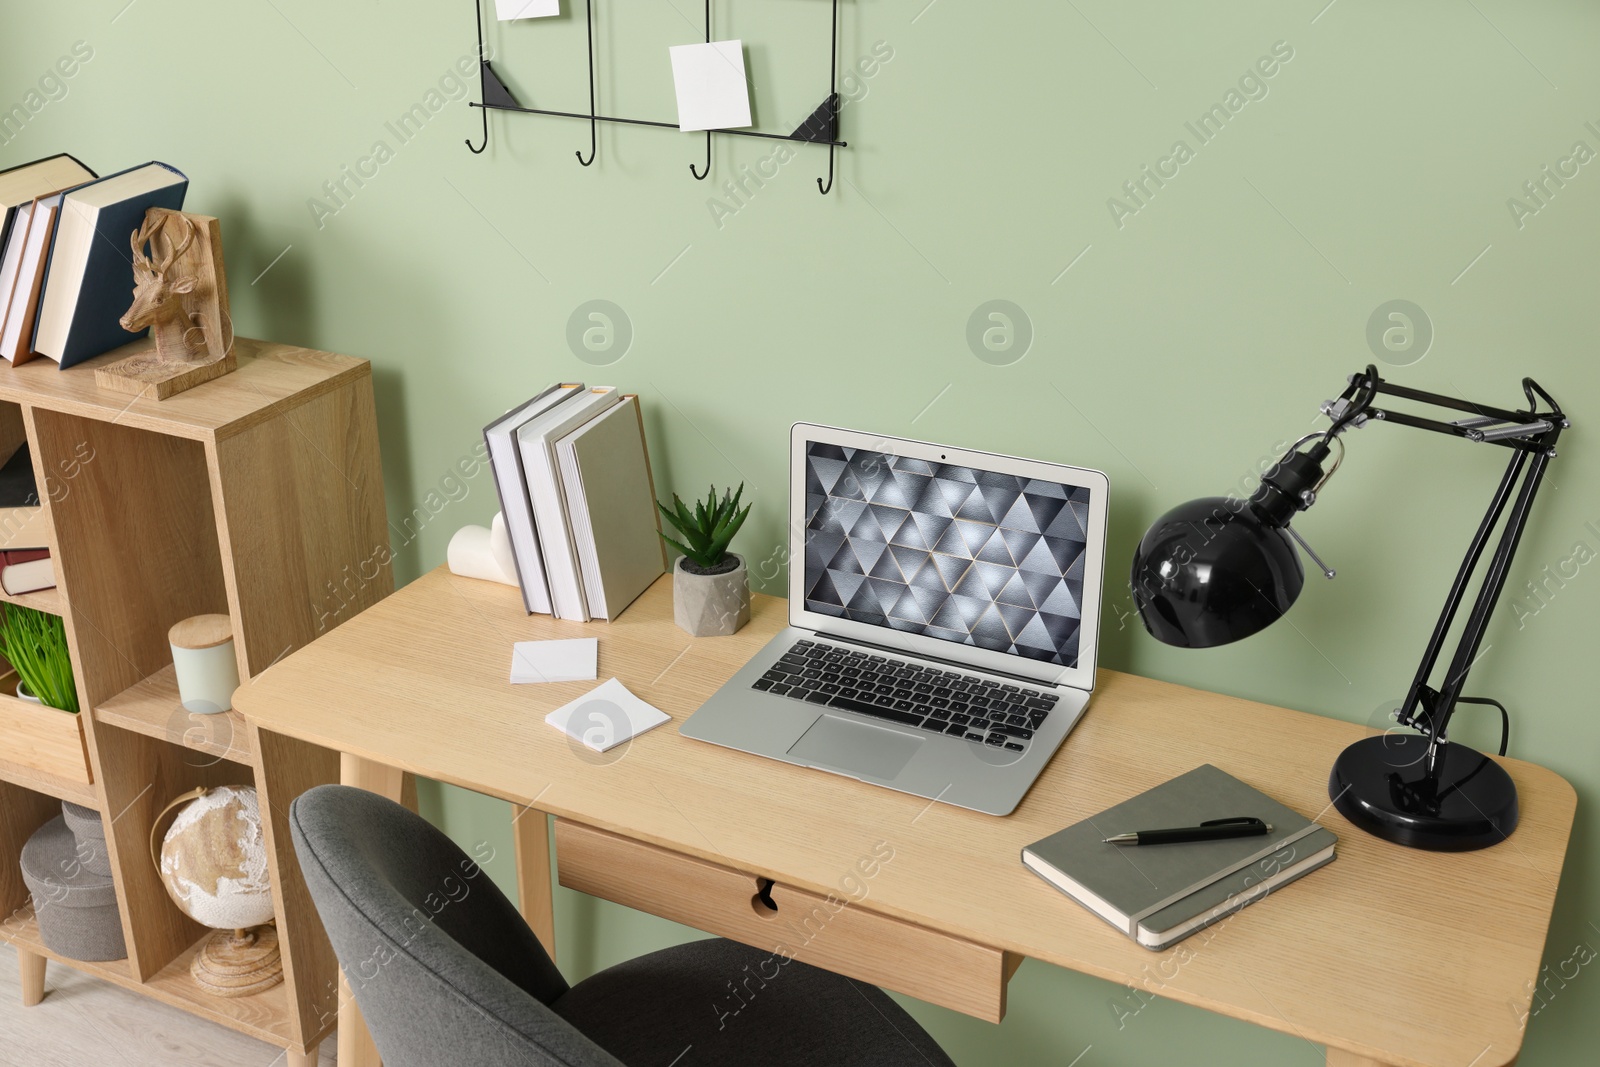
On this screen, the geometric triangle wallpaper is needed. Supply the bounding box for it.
[804,443,1090,667]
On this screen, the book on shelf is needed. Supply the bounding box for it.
[0,154,95,250]
[1021,764,1336,950]
[1,553,54,595]
[0,201,31,344]
[516,386,622,622]
[555,395,667,621]
[0,193,65,364]
[484,383,585,614]
[32,161,188,367]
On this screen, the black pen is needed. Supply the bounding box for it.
[1103,816,1272,846]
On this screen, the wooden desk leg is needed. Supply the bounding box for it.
[341,754,407,804]
[511,804,556,963]
[1326,1050,1392,1067]
[338,754,406,1067]
[285,1039,322,1067]
[18,949,45,1007]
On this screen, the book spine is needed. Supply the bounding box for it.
[486,428,549,614]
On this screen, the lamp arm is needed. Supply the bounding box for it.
[1393,446,1528,737]
[1319,366,1567,767]
[1422,446,1555,773]
[1322,366,1564,455]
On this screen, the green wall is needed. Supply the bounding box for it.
[5,1,1596,1062]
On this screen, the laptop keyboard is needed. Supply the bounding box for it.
[751,639,1059,752]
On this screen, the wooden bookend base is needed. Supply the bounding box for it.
[94,346,238,400]
[190,925,284,998]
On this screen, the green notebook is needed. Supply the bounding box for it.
[1021,764,1337,950]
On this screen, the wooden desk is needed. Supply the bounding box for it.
[235,567,1576,1067]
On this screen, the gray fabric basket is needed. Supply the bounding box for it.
[20,817,126,962]
[60,801,113,877]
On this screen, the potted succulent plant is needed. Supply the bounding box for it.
[0,604,78,712]
[658,484,752,637]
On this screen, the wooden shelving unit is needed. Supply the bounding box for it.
[0,336,392,1067]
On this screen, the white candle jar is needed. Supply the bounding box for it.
[169,614,240,715]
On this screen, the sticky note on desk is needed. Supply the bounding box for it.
[511,638,597,684]
[546,678,669,752]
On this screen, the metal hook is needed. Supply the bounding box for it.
[466,0,489,154]
[690,132,711,180]
[466,104,488,154]
[576,0,597,166]
[817,144,834,194]
[816,0,839,194]
[690,1,712,180]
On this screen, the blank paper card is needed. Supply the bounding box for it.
[670,41,752,132]
[496,0,559,19]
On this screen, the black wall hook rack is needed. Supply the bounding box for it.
[466,0,846,194]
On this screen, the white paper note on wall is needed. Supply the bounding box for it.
[670,40,752,132]
[497,0,559,20]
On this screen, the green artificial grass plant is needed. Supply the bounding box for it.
[0,604,78,713]
[658,483,751,571]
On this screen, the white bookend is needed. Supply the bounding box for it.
[555,396,667,620]
[517,387,622,621]
[483,383,584,614]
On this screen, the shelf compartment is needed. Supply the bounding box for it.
[0,907,298,1047]
[0,447,62,615]
[96,664,251,765]
[0,669,90,785]
[31,409,232,710]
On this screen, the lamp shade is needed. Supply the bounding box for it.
[1129,496,1304,648]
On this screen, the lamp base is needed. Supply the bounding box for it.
[1329,734,1518,851]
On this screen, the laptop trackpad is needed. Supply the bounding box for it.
[788,715,922,781]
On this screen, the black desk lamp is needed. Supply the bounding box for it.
[1129,366,1568,851]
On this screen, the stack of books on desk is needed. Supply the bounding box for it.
[485,384,666,622]
[1022,764,1336,950]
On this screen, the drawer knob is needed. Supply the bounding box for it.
[751,878,778,919]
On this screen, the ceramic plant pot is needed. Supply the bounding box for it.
[673,554,750,637]
[15,680,42,705]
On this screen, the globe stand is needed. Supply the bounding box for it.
[191,924,283,998]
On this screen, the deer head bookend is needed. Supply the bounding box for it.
[121,212,207,361]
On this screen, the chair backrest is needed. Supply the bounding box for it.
[290,785,623,1067]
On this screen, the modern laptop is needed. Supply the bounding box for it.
[680,424,1109,816]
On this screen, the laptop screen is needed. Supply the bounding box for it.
[802,442,1092,669]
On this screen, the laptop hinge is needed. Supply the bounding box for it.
[813,629,1069,689]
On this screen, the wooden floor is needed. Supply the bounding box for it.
[0,944,336,1066]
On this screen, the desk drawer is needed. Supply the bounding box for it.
[554,819,1014,1022]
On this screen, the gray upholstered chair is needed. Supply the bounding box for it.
[289,785,957,1067]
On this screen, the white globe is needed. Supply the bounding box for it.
[158,785,275,931]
